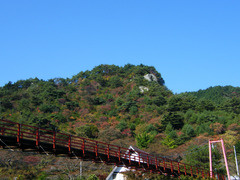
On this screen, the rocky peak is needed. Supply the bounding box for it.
[144,74,157,82]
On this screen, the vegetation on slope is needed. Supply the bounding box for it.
[185,85,240,104]
[0,64,240,179]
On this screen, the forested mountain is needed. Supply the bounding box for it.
[185,86,240,104]
[0,64,240,179]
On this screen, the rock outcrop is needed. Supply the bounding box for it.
[144,74,157,82]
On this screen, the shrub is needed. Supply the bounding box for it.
[235,141,240,153]
[181,124,195,138]
[168,130,178,139]
[116,120,128,132]
[195,123,213,135]
[162,112,184,130]
[76,125,99,138]
[66,101,79,110]
[165,123,173,134]
[136,132,155,148]
[152,96,166,106]
[87,174,99,180]
[183,145,222,170]
[145,124,158,135]
[129,106,138,115]
[162,136,177,149]
[39,104,59,113]
[109,76,122,88]
[210,122,225,134]
[98,127,122,143]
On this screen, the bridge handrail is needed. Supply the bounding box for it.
[0,119,224,179]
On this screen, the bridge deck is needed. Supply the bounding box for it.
[0,119,225,179]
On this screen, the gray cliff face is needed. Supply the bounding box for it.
[139,86,149,93]
[144,74,157,82]
[139,74,158,93]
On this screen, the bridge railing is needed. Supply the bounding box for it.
[0,119,225,179]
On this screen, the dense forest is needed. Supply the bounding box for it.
[0,64,239,179]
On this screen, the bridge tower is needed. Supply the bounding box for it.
[209,139,230,180]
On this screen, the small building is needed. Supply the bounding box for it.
[230,176,240,180]
[106,166,129,180]
[106,146,149,180]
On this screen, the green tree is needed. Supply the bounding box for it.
[128,88,142,101]
[183,145,222,171]
[87,174,99,180]
[162,112,184,130]
[195,123,213,135]
[162,135,178,149]
[181,124,195,138]
[92,96,105,105]
[39,104,59,113]
[1,98,13,110]
[118,101,137,113]
[136,132,154,148]
[196,99,215,112]
[76,125,99,138]
[145,124,158,135]
[66,101,79,110]
[152,95,166,106]
[168,130,178,139]
[129,106,138,115]
[18,98,31,111]
[116,120,128,132]
[31,95,42,106]
[235,141,240,153]
[168,95,197,112]
[109,76,122,88]
[223,97,240,114]
[95,75,106,86]
[165,123,174,134]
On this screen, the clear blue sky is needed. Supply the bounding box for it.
[0,1,239,93]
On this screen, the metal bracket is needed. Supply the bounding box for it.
[0,138,14,151]
[39,145,49,156]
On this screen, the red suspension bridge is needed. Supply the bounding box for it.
[0,119,225,179]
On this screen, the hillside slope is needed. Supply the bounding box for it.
[185,85,240,104]
[0,64,240,178]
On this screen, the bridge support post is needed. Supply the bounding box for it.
[138,153,140,166]
[95,141,98,157]
[68,135,71,155]
[129,151,131,165]
[82,139,85,157]
[184,164,186,176]
[118,147,121,162]
[155,157,158,170]
[178,162,180,174]
[36,129,40,147]
[53,131,56,153]
[163,159,166,171]
[17,124,21,145]
[147,155,149,168]
[1,128,4,135]
[107,144,110,161]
